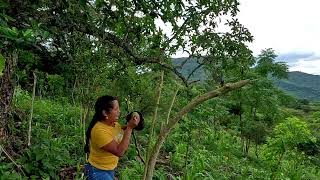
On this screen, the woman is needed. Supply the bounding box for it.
[84,95,140,180]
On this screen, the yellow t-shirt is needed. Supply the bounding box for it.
[88,121,124,170]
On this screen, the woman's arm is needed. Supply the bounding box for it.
[101,127,133,157]
[101,116,139,157]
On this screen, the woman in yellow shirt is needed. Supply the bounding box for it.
[84,95,140,180]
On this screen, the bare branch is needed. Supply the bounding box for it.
[143,70,164,179]
[174,56,192,70]
[0,145,26,176]
[133,132,145,164]
[157,62,189,86]
[186,62,204,81]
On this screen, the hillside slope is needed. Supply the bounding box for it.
[275,71,320,101]
[172,58,320,101]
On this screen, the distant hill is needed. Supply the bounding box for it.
[274,71,320,101]
[172,58,320,101]
[172,57,206,81]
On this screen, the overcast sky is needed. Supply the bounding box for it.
[237,0,320,75]
[169,0,320,75]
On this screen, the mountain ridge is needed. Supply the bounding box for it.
[172,58,320,101]
[274,71,320,101]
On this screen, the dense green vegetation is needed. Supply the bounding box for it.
[2,84,320,179]
[1,0,319,179]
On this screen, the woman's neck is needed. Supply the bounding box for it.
[101,119,115,127]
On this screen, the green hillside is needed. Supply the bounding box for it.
[275,71,320,101]
[173,58,320,101]
[172,57,206,81]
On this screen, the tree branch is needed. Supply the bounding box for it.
[161,79,253,136]
[133,132,145,164]
[143,70,164,179]
[74,25,193,86]
[186,62,204,81]
[144,79,255,180]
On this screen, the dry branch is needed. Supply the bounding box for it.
[28,72,37,147]
[143,70,164,179]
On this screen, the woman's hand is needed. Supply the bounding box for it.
[103,114,140,156]
[127,113,140,129]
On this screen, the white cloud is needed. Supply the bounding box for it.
[289,59,320,75]
[237,0,320,75]
[168,0,320,75]
[238,0,320,55]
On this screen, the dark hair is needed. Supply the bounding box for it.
[125,111,145,131]
[84,95,118,153]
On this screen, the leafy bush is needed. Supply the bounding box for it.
[261,117,317,178]
[11,89,86,178]
[0,159,23,180]
[170,143,187,169]
[119,160,144,180]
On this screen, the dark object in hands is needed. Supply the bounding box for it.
[125,111,144,131]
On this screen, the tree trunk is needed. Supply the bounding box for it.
[246,139,250,156]
[255,143,259,158]
[166,86,179,124]
[143,79,253,180]
[242,139,247,156]
[240,103,246,156]
[28,72,37,146]
[0,51,17,145]
[143,70,164,179]
[239,90,244,156]
[184,129,192,179]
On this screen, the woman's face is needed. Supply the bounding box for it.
[107,100,121,123]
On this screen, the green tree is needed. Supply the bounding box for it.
[255,48,288,79]
[0,1,39,144]
[225,48,288,157]
[261,117,316,179]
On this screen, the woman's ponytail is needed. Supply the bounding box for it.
[84,95,118,154]
[84,113,100,153]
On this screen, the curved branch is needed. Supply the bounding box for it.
[186,62,204,81]
[45,17,198,87]
[74,25,193,86]
[166,79,254,130]
[132,132,145,164]
[144,79,255,180]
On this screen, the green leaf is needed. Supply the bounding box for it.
[0,2,10,9]
[0,53,5,75]
[23,29,33,39]
[42,31,50,39]
[0,26,19,39]
[0,13,15,22]
[30,175,39,180]
[35,152,45,161]
[79,0,87,6]
[95,0,104,8]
